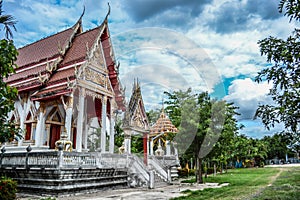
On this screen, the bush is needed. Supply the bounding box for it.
[0,176,17,200]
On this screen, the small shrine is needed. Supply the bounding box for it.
[149,107,179,156]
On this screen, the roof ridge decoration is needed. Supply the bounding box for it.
[105,2,111,23]
[38,8,85,85]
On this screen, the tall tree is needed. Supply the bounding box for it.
[0,1,21,143]
[255,0,300,135]
[164,90,227,183]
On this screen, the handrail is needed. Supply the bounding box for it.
[148,156,168,181]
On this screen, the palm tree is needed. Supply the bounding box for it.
[0,0,17,39]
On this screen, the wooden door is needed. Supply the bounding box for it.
[49,124,61,149]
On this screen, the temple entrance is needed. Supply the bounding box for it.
[47,107,63,149]
[50,124,61,149]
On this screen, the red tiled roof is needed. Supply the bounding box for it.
[16,28,74,68]
[61,27,100,66]
[150,111,178,136]
[6,20,126,107]
[48,68,75,85]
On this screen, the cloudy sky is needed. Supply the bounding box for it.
[2,0,295,138]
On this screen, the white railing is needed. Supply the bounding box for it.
[148,156,168,181]
[0,151,98,169]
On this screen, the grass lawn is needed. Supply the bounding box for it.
[173,167,300,200]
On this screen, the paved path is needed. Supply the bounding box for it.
[18,182,229,200]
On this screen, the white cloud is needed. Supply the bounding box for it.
[224,78,272,120]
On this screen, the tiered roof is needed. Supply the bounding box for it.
[5,11,125,110]
[149,108,178,137]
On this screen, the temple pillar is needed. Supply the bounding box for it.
[124,130,131,154]
[62,95,73,141]
[35,103,46,147]
[109,105,115,153]
[149,139,153,155]
[101,96,107,153]
[166,140,171,156]
[76,89,85,152]
[46,124,50,147]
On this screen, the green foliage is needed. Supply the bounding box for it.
[279,0,300,21]
[0,6,22,143]
[0,39,22,143]
[255,0,300,134]
[164,89,237,183]
[262,132,295,159]
[114,118,124,148]
[146,108,161,126]
[131,135,143,153]
[0,176,17,200]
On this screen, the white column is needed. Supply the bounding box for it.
[101,96,107,153]
[109,106,115,153]
[150,140,153,155]
[76,89,85,152]
[66,107,73,140]
[124,129,131,154]
[35,103,46,147]
[166,140,171,156]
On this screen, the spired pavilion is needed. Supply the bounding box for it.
[5,9,125,153]
[149,107,179,157]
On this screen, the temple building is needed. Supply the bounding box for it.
[0,8,181,194]
[5,10,125,153]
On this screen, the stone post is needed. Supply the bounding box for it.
[58,146,64,169]
[149,170,155,189]
[167,168,171,183]
[166,140,171,156]
[124,130,131,154]
[101,96,107,153]
[150,139,153,155]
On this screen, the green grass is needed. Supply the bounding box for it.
[173,167,300,200]
[252,167,300,200]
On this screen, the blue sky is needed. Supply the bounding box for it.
[2,0,296,138]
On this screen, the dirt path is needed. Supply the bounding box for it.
[245,167,284,200]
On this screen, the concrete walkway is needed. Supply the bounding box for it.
[18,182,229,200]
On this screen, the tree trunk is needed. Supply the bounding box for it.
[214,163,216,176]
[197,157,203,184]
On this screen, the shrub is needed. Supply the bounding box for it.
[0,176,17,200]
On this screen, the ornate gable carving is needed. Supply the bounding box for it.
[122,80,149,133]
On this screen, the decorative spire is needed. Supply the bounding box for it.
[73,5,85,32]
[104,2,111,22]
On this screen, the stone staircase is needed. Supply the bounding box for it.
[1,167,128,196]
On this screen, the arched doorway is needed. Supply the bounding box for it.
[47,108,63,149]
